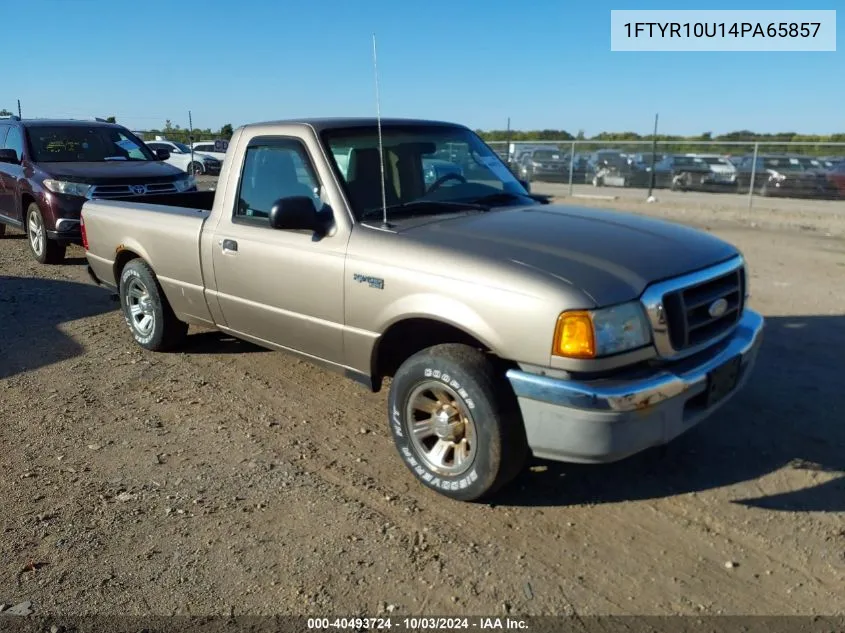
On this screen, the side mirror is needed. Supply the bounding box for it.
[154,148,171,160]
[518,179,531,193]
[269,196,322,234]
[0,149,19,164]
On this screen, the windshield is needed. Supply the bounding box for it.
[532,149,564,161]
[699,156,730,166]
[763,157,805,171]
[173,142,191,153]
[28,126,156,162]
[674,156,705,166]
[321,125,531,221]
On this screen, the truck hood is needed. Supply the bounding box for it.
[400,204,739,306]
[36,161,186,184]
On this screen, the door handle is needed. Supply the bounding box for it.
[220,238,238,252]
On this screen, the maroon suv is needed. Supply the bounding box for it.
[0,117,196,264]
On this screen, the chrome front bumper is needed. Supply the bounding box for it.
[506,309,764,463]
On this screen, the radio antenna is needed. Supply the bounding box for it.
[372,33,390,229]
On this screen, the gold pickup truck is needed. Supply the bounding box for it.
[82,118,764,501]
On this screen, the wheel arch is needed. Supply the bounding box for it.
[370,316,515,392]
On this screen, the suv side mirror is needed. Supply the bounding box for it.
[269,196,323,235]
[154,148,171,160]
[0,149,19,164]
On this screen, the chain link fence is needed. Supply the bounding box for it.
[486,140,845,208]
[124,126,845,207]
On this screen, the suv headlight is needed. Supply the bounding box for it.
[173,175,197,191]
[43,179,93,198]
[553,301,652,359]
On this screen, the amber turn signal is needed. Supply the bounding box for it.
[552,311,596,359]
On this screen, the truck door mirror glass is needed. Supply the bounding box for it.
[269,196,323,235]
[154,148,171,161]
[0,148,19,164]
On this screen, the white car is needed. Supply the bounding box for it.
[191,140,228,163]
[145,137,222,175]
[687,153,737,184]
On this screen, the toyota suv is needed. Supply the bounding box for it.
[0,116,196,264]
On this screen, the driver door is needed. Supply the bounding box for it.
[210,136,346,364]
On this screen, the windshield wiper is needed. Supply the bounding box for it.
[465,191,550,206]
[360,199,489,221]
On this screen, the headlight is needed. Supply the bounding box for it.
[173,175,197,192]
[43,179,93,198]
[553,301,652,359]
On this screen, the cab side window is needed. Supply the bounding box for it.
[0,125,8,148]
[235,140,320,221]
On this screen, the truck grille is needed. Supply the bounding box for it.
[663,267,745,349]
[89,182,179,199]
[641,256,746,360]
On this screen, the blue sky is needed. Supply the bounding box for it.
[6,0,842,135]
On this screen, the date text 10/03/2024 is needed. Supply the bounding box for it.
[306,617,529,630]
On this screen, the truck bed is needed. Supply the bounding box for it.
[82,194,215,326]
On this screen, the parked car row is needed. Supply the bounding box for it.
[503,145,845,200]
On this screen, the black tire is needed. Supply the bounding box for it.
[118,259,188,351]
[26,202,66,264]
[188,161,204,176]
[387,343,528,501]
[0,223,6,238]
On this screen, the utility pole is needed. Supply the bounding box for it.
[647,113,659,198]
[188,110,195,175]
[505,116,512,164]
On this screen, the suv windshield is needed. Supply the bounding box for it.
[322,125,532,221]
[173,142,192,153]
[28,126,156,162]
[532,149,564,161]
[699,156,730,166]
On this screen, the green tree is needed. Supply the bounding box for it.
[219,123,233,138]
[106,116,116,123]
[0,108,12,116]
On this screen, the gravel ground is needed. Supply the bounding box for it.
[0,194,843,618]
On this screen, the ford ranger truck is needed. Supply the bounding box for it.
[81,118,765,502]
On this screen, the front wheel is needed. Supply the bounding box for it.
[26,203,66,264]
[188,161,204,176]
[118,259,188,351]
[387,344,528,501]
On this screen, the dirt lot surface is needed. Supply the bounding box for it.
[1,199,843,618]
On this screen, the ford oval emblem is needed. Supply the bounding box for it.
[708,297,729,318]
[132,185,146,195]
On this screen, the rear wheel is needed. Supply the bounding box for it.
[26,202,66,264]
[387,344,528,501]
[188,161,204,176]
[118,259,188,351]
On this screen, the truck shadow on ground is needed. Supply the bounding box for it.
[0,275,267,377]
[180,330,268,355]
[0,275,115,379]
[500,314,845,513]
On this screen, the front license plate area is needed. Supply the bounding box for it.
[706,356,742,407]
